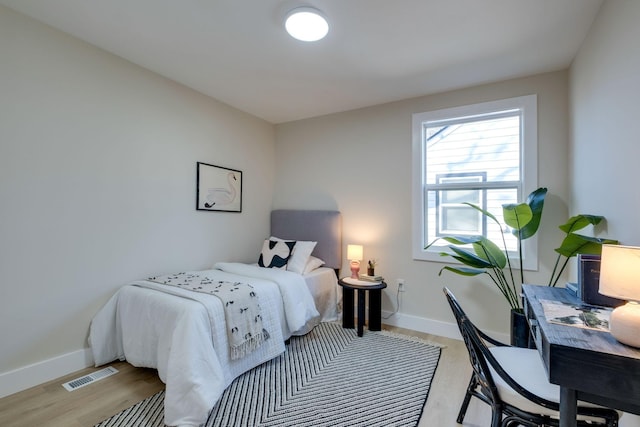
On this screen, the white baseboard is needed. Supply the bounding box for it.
[381,310,510,344]
[0,348,94,398]
[1,313,509,400]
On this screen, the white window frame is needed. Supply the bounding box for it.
[411,95,539,270]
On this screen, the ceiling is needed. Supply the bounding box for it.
[0,0,604,124]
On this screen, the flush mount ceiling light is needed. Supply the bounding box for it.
[285,7,329,42]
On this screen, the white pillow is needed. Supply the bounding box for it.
[270,236,317,274]
[303,256,325,274]
[258,239,295,269]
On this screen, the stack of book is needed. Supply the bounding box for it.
[565,282,578,296]
[358,274,384,283]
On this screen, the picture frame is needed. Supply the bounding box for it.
[196,162,242,212]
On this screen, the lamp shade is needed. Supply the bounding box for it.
[347,244,363,261]
[599,244,640,347]
[599,244,640,301]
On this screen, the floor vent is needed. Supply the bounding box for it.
[62,366,119,391]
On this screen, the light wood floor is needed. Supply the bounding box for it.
[0,325,491,427]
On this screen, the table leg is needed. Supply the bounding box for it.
[357,289,366,337]
[342,287,354,329]
[368,289,382,331]
[559,387,578,427]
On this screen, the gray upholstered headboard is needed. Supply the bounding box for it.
[270,210,342,271]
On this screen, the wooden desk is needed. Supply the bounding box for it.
[522,284,640,427]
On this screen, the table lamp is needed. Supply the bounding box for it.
[599,244,640,348]
[347,244,363,279]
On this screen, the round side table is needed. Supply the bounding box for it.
[338,278,387,337]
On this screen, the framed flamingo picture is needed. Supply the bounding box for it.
[196,162,242,212]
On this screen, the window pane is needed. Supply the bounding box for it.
[441,206,480,234]
[426,187,518,251]
[425,115,520,185]
[442,189,479,204]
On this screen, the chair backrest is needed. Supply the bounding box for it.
[443,287,503,407]
[443,287,564,412]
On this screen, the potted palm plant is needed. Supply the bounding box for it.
[426,187,617,347]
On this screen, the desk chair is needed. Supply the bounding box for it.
[443,287,619,427]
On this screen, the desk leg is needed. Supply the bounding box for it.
[357,289,366,337]
[368,289,382,331]
[559,387,577,427]
[342,287,354,329]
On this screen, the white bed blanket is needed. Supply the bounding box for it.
[89,263,320,427]
[213,262,320,332]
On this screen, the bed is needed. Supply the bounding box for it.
[89,210,342,427]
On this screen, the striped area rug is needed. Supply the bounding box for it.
[95,322,442,427]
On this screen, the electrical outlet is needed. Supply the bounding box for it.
[397,278,406,292]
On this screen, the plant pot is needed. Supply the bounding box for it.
[367,268,375,276]
[510,309,532,348]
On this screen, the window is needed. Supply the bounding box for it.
[412,95,539,269]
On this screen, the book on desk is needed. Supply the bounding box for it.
[358,274,384,282]
[539,298,611,332]
[342,276,384,285]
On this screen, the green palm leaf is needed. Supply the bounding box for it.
[472,238,507,268]
[440,235,484,245]
[449,246,494,268]
[439,265,486,277]
[558,214,604,234]
[555,234,618,257]
[503,202,533,234]
[511,187,547,240]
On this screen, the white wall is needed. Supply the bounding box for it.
[570,0,640,245]
[570,2,640,423]
[274,71,570,336]
[0,5,275,391]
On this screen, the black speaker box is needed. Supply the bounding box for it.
[577,254,625,308]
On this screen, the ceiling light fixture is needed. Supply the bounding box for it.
[285,7,329,42]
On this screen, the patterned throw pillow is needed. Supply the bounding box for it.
[258,239,296,269]
[286,240,317,274]
[270,236,317,274]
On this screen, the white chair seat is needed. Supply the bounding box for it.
[490,346,622,423]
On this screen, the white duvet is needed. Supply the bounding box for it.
[89,263,320,427]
